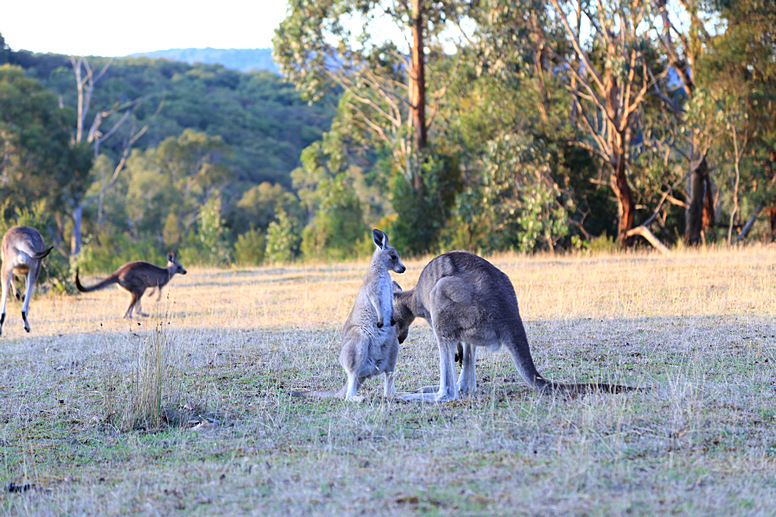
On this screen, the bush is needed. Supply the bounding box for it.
[233,229,266,266]
[265,209,301,265]
[300,174,368,262]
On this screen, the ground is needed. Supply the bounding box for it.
[1,247,775,515]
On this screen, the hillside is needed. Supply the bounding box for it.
[11,50,332,188]
[130,47,279,74]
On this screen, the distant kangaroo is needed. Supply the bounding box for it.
[75,252,187,319]
[291,229,406,400]
[0,226,54,336]
[393,251,638,402]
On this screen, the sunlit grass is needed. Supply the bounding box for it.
[0,244,774,514]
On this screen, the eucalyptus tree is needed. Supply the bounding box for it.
[651,0,718,245]
[546,0,672,249]
[472,0,671,250]
[274,0,472,253]
[64,57,160,256]
[683,0,776,244]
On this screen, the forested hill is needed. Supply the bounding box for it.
[11,50,333,188]
[2,47,338,271]
[130,48,279,74]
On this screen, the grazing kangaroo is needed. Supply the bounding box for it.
[393,251,637,402]
[75,252,187,319]
[0,226,54,336]
[291,229,406,400]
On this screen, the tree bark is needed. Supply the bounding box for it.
[610,155,635,248]
[684,155,712,245]
[409,0,427,195]
[410,0,427,154]
[70,204,83,256]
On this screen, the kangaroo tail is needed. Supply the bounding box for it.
[538,378,645,394]
[31,246,54,260]
[507,324,643,395]
[75,269,119,293]
[289,384,347,399]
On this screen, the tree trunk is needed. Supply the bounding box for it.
[410,0,427,153]
[766,150,776,241]
[684,155,711,245]
[610,156,635,248]
[409,0,427,193]
[70,203,83,256]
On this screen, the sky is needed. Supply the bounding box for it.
[2,1,289,57]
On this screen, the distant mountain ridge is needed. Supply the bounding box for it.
[131,47,279,74]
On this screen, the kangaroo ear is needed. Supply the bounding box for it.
[372,229,387,249]
[392,280,402,293]
[167,252,175,262]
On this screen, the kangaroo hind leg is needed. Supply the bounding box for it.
[457,343,477,395]
[0,269,11,336]
[124,292,140,319]
[20,264,41,333]
[344,373,365,402]
[135,290,150,317]
[400,334,459,402]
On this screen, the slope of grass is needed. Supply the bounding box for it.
[1,246,775,515]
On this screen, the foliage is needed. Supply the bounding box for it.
[480,133,569,252]
[183,195,231,267]
[0,65,85,217]
[233,228,266,266]
[4,1,776,261]
[265,209,301,264]
[685,0,776,242]
[300,173,369,262]
[7,51,334,264]
[389,151,462,256]
[229,181,301,237]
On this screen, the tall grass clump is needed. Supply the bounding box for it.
[102,321,185,431]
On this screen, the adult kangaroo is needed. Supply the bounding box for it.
[0,226,54,336]
[75,252,187,319]
[291,229,406,400]
[393,251,637,402]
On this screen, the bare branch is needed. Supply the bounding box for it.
[625,225,670,254]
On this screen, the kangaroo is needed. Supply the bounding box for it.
[75,252,187,319]
[0,226,54,336]
[393,251,638,402]
[291,229,406,400]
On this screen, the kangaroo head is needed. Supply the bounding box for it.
[392,287,415,344]
[372,229,406,274]
[166,252,187,275]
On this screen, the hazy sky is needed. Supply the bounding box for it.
[2,1,289,56]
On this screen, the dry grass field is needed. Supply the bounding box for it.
[1,246,775,515]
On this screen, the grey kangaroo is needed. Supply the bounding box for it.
[291,229,406,400]
[75,252,187,319]
[393,251,637,402]
[0,226,54,336]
